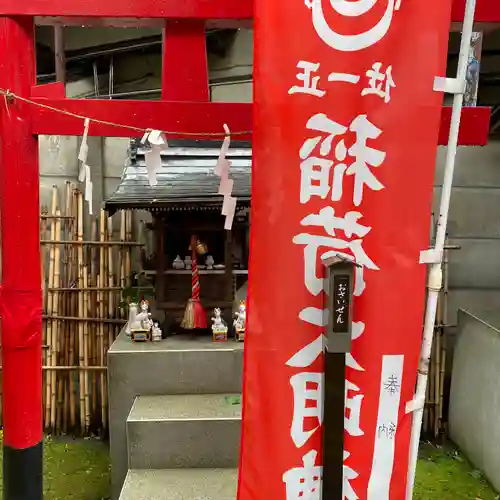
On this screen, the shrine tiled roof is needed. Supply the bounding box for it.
[104,139,252,213]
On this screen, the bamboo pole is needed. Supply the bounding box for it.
[40,207,49,426]
[99,210,108,430]
[429,333,436,436]
[423,368,429,434]
[48,287,123,292]
[77,191,86,432]
[50,210,62,430]
[43,315,126,324]
[126,210,133,289]
[434,319,441,438]
[65,184,72,432]
[83,228,91,433]
[107,216,116,351]
[91,218,98,425]
[120,211,126,295]
[69,188,78,430]
[41,240,142,246]
[45,186,58,429]
[438,245,450,436]
[41,211,48,314]
[58,181,72,434]
[0,366,107,372]
[41,215,74,220]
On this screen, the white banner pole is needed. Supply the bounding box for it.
[405,0,478,498]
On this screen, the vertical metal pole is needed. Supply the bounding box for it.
[322,256,355,498]
[322,352,345,498]
[0,16,43,500]
[406,0,477,497]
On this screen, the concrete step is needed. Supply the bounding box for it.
[127,394,242,469]
[109,332,244,396]
[108,331,244,499]
[119,469,238,500]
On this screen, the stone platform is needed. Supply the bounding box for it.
[108,330,244,500]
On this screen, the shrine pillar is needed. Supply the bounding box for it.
[0,16,43,500]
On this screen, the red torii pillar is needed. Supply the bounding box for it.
[0,16,43,500]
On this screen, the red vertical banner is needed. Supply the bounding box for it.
[240,2,452,500]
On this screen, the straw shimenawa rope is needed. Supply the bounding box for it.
[0,88,252,138]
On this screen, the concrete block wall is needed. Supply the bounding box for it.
[449,310,500,492]
[39,80,128,222]
[434,143,500,326]
[39,136,131,228]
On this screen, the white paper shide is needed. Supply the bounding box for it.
[215,124,237,230]
[77,118,93,215]
[142,129,167,187]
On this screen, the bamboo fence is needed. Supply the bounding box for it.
[0,193,458,439]
[38,183,136,436]
[422,230,459,440]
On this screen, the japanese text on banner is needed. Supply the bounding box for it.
[282,3,405,498]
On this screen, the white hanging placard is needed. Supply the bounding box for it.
[223,196,237,230]
[218,176,234,196]
[141,129,167,187]
[78,163,86,183]
[222,195,236,216]
[215,157,231,178]
[83,164,93,216]
[216,124,231,176]
[141,129,151,144]
[145,145,161,187]
[148,129,167,146]
[78,118,90,163]
[215,124,238,230]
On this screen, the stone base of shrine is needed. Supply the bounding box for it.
[108,330,244,500]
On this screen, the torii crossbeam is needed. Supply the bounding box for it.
[0,1,497,499]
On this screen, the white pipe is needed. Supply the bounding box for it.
[405,0,478,498]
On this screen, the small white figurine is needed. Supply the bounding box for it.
[126,302,139,336]
[173,255,185,270]
[212,308,226,329]
[206,255,215,270]
[184,255,192,270]
[233,301,246,341]
[152,322,162,342]
[212,307,228,342]
[135,300,153,331]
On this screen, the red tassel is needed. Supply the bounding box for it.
[193,299,207,329]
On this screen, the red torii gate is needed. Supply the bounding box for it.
[0,1,497,499]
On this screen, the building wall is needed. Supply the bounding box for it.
[39,80,130,238]
[37,26,160,52]
[449,310,500,492]
[435,143,500,326]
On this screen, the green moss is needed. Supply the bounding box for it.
[0,435,111,500]
[0,436,495,499]
[414,444,498,500]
